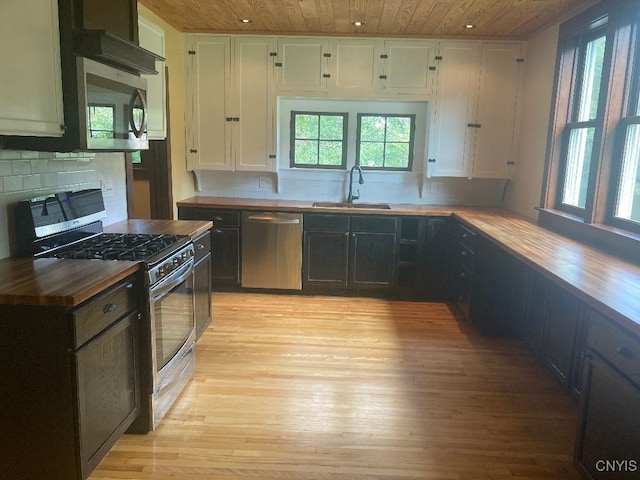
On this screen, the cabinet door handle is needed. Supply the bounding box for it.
[189,149,198,154]
[103,303,118,314]
[615,346,634,359]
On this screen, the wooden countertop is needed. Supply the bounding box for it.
[177,196,455,217]
[105,219,213,238]
[178,196,640,335]
[0,219,212,307]
[0,258,140,307]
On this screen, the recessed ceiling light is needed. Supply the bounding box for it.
[353,21,364,27]
[464,23,476,29]
[240,19,252,24]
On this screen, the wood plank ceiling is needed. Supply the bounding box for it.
[138,0,599,39]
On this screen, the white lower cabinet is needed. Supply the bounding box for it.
[429,41,524,179]
[186,35,275,172]
[0,0,64,137]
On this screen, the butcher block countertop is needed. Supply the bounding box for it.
[178,196,640,335]
[0,219,212,307]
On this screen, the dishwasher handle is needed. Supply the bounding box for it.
[245,213,300,225]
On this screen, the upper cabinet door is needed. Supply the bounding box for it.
[328,39,383,96]
[472,43,523,179]
[382,41,437,95]
[185,36,233,171]
[429,42,481,178]
[276,38,329,92]
[0,0,64,137]
[234,37,276,172]
[138,16,166,140]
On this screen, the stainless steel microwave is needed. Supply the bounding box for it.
[78,57,148,151]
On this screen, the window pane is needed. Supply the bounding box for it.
[385,143,410,168]
[360,116,385,141]
[295,115,318,139]
[319,141,343,166]
[88,105,114,138]
[294,140,318,165]
[386,117,411,142]
[359,142,385,167]
[615,124,640,222]
[562,127,594,208]
[576,35,606,122]
[319,116,343,140]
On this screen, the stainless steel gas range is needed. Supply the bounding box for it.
[14,188,196,431]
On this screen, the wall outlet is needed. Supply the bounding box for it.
[259,175,273,189]
[101,179,114,198]
[430,181,443,194]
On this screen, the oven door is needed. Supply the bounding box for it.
[149,258,195,389]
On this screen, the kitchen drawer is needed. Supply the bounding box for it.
[193,231,211,263]
[351,215,397,233]
[454,223,476,252]
[588,311,640,387]
[304,213,349,232]
[193,209,240,227]
[72,278,138,348]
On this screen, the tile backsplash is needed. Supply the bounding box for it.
[0,150,128,259]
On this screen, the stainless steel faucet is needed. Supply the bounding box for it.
[347,165,364,203]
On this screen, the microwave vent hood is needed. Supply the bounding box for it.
[73,30,163,76]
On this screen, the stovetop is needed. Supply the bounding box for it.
[44,233,189,262]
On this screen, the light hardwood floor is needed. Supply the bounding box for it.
[90,293,582,480]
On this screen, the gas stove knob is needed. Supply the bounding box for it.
[173,257,180,266]
[181,252,188,261]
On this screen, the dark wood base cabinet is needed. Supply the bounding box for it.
[576,312,640,479]
[0,275,142,480]
[192,231,212,340]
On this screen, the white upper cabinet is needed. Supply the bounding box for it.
[138,16,166,140]
[186,35,275,172]
[382,40,437,95]
[275,38,329,93]
[233,37,276,172]
[0,0,64,137]
[472,43,523,178]
[186,36,233,171]
[429,41,524,179]
[327,39,383,96]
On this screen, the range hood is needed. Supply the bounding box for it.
[73,29,161,75]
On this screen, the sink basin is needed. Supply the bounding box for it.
[312,201,391,209]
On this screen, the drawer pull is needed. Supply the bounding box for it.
[462,233,469,239]
[461,250,468,256]
[460,272,466,278]
[103,303,118,314]
[212,228,223,234]
[196,243,205,250]
[615,346,634,359]
[213,216,223,223]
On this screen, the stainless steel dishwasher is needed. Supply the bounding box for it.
[241,211,303,289]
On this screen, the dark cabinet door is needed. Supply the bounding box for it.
[303,230,349,286]
[350,232,396,287]
[541,286,579,387]
[522,272,548,355]
[75,0,138,43]
[576,354,640,479]
[194,252,212,340]
[75,311,139,478]
[210,227,240,286]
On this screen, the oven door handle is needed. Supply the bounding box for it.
[150,258,194,302]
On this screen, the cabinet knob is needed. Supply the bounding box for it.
[212,228,223,234]
[460,272,466,278]
[103,303,118,314]
[196,243,205,250]
[461,250,468,256]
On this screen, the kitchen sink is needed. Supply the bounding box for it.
[312,201,391,209]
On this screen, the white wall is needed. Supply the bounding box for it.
[0,149,128,259]
[506,24,560,218]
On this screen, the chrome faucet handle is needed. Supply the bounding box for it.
[353,189,360,201]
